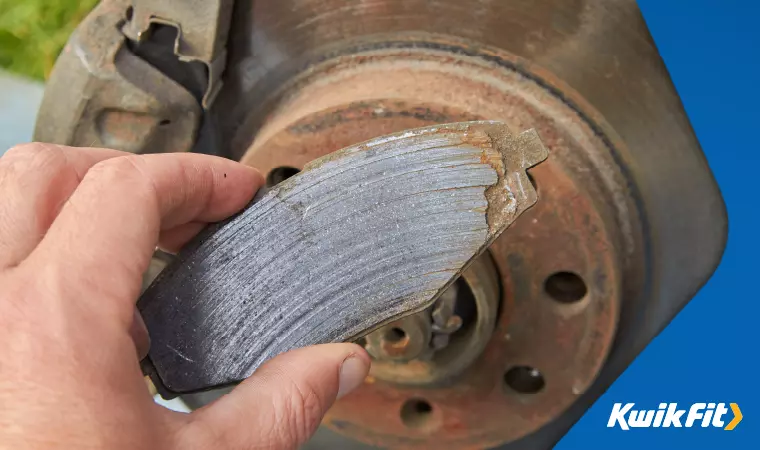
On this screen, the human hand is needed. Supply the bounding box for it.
[0,144,370,449]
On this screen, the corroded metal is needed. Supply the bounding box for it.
[33,0,202,154]
[325,158,622,447]
[139,122,547,394]
[122,0,234,107]
[236,40,629,446]
[33,0,236,151]
[364,252,501,386]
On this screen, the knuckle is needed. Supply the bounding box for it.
[88,154,143,179]
[4,142,52,159]
[85,155,153,193]
[1,143,65,171]
[0,144,70,189]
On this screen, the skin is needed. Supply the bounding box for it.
[0,143,371,449]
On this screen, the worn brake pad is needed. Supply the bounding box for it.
[139,121,548,395]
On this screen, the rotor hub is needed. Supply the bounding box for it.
[363,253,500,386]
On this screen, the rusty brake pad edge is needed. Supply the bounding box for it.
[138,121,548,397]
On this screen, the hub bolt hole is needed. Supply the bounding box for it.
[544,271,587,304]
[384,327,407,344]
[504,366,545,394]
[400,399,434,429]
[266,166,300,187]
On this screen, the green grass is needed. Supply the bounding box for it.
[0,0,98,80]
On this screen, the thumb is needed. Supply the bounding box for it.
[182,343,370,450]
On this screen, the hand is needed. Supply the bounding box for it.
[0,144,370,449]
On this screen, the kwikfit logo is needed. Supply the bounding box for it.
[607,403,742,430]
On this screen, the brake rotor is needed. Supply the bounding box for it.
[234,38,630,448]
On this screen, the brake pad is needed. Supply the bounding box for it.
[139,121,548,395]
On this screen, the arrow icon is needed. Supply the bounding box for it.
[724,403,742,430]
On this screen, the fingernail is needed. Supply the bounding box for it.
[337,355,369,399]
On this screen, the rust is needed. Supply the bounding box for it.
[33,0,201,154]
[238,42,628,448]
[324,161,620,448]
[287,101,471,134]
[122,0,234,107]
[364,253,502,386]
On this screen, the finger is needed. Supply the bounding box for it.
[158,221,206,254]
[30,153,262,321]
[183,344,370,450]
[0,143,124,268]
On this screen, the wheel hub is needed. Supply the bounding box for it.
[363,253,500,386]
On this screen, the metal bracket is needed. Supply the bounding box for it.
[121,0,235,108]
[34,0,235,153]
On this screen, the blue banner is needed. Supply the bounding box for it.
[558,1,758,448]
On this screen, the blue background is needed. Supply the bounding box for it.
[558,1,758,448]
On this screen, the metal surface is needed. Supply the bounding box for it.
[234,38,629,447]
[202,1,725,447]
[33,0,202,154]
[139,121,547,394]
[122,0,234,107]
[322,152,623,447]
[363,253,501,386]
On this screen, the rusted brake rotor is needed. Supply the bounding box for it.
[234,39,632,448]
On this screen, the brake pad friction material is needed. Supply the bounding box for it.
[139,121,548,394]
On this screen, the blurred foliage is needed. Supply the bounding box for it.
[0,0,98,80]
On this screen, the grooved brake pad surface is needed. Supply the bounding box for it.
[139,121,548,394]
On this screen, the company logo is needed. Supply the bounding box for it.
[607,403,742,431]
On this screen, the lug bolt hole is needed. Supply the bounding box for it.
[544,271,587,304]
[266,166,301,187]
[383,327,407,344]
[504,366,545,394]
[400,398,434,429]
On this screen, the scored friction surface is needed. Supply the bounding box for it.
[139,121,547,393]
